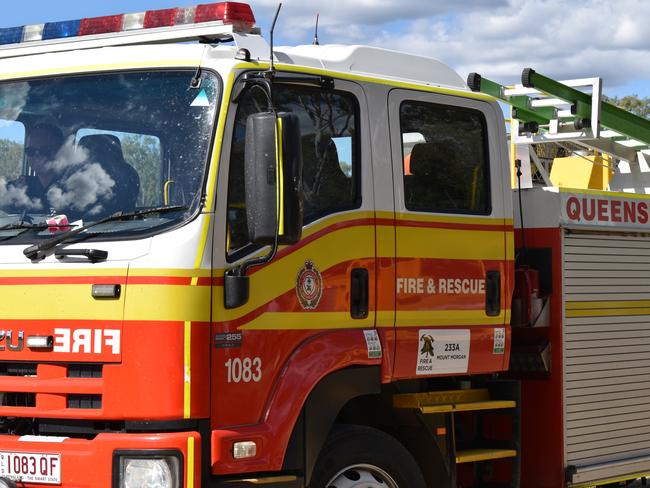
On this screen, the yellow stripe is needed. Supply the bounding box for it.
[184,321,192,419]
[125,286,211,322]
[276,117,285,235]
[239,312,370,330]
[0,268,211,278]
[566,300,650,318]
[0,284,211,321]
[393,211,511,226]
[219,224,375,321]
[186,436,195,488]
[567,307,650,318]
[0,60,202,81]
[377,311,394,327]
[397,227,505,260]
[192,70,237,270]
[396,310,506,327]
[505,231,515,261]
[560,186,650,201]
[0,285,123,320]
[235,308,503,330]
[204,70,237,211]
[234,62,495,102]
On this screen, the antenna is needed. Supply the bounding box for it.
[268,3,282,74]
[313,13,320,45]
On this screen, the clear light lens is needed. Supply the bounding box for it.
[122,458,175,488]
[122,13,145,31]
[22,24,44,42]
[233,441,257,459]
[175,7,196,25]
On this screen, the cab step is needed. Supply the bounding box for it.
[393,388,516,414]
[394,385,521,488]
[456,448,518,464]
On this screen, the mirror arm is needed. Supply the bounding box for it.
[224,241,278,310]
[240,240,278,276]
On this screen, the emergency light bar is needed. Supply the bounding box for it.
[0,2,256,46]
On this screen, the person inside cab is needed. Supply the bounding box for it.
[4,125,140,220]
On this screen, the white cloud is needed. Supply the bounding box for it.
[47,163,115,215]
[0,82,29,122]
[45,136,89,173]
[266,0,650,92]
[0,178,42,211]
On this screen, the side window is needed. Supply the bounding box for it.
[76,129,162,207]
[400,101,490,214]
[227,83,360,257]
[0,120,25,181]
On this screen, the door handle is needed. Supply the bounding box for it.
[485,270,501,317]
[350,268,369,319]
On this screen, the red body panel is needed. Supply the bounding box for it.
[0,431,199,488]
[515,228,565,488]
[210,329,381,474]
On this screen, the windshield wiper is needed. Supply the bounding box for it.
[0,222,57,231]
[0,222,74,243]
[23,205,188,261]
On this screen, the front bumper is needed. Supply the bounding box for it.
[0,431,199,488]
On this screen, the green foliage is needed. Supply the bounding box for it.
[120,134,162,207]
[0,138,23,180]
[603,94,650,119]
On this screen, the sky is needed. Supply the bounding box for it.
[1,0,650,98]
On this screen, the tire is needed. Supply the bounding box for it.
[309,424,426,488]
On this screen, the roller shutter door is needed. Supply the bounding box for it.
[564,230,650,467]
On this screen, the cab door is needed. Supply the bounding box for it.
[388,89,511,379]
[210,75,376,428]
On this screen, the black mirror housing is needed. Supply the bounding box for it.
[244,111,303,246]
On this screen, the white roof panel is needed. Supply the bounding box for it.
[275,44,467,90]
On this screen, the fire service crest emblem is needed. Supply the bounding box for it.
[296,260,323,310]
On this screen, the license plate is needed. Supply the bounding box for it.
[0,451,61,484]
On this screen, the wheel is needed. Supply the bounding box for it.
[309,425,426,488]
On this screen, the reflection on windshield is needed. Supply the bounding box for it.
[0,71,219,242]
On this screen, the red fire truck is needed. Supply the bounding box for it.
[0,2,648,487]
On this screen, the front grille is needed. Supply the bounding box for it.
[2,392,35,407]
[0,362,103,414]
[68,364,103,378]
[0,363,37,377]
[67,394,102,409]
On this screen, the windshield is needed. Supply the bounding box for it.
[0,70,219,243]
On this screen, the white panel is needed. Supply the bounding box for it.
[564,231,650,468]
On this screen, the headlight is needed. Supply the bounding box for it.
[118,455,180,488]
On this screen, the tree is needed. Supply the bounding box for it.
[120,134,162,207]
[603,94,650,119]
[0,139,23,180]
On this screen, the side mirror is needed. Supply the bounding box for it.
[244,111,303,246]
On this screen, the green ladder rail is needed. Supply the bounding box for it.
[468,69,650,153]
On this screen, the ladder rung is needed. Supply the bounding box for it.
[420,400,516,414]
[455,449,517,464]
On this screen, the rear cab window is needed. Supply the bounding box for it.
[400,100,491,215]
